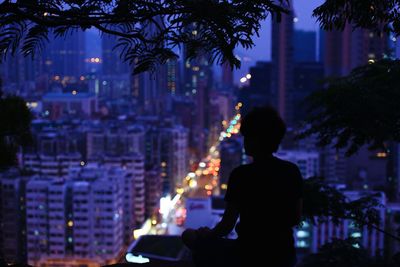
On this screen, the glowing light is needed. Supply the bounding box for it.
[368,59,375,64]
[27,102,38,108]
[176,188,184,194]
[161,162,167,167]
[199,162,206,168]
[296,230,309,238]
[240,77,247,83]
[238,102,243,108]
[246,74,252,79]
[126,253,150,264]
[221,184,228,190]
[80,76,85,81]
[195,170,202,176]
[151,219,157,225]
[207,191,212,196]
[72,90,77,95]
[189,180,197,188]
[67,221,74,227]
[80,161,85,166]
[95,58,100,63]
[293,17,299,23]
[192,30,198,35]
[43,12,49,16]
[188,172,196,178]
[377,152,387,158]
[351,232,362,238]
[54,75,60,80]
[205,185,213,190]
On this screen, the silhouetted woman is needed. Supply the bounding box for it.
[182,106,303,267]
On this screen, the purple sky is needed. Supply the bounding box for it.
[233,0,324,83]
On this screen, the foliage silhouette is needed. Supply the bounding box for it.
[0,0,290,74]
[298,59,400,156]
[0,80,33,169]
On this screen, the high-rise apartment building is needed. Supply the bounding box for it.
[26,167,127,266]
[0,170,30,264]
[86,124,145,160]
[22,153,82,177]
[159,126,189,194]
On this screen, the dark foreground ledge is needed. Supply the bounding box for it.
[106,261,195,267]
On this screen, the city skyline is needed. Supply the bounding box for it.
[1,1,399,266]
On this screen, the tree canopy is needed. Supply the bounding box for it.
[0,0,290,73]
[299,59,400,156]
[314,0,400,35]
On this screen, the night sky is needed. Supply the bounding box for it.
[234,0,324,82]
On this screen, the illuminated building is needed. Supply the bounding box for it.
[219,138,243,194]
[26,166,127,266]
[86,124,145,160]
[182,37,214,156]
[101,154,146,227]
[43,31,86,78]
[275,150,320,178]
[271,4,294,124]
[296,191,386,256]
[0,170,30,264]
[42,92,98,120]
[144,168,163,217]
[101,34,130,76]
[22,153,82,177]
[386,203,400,257]
[239,61,273,116]
[323,27,389,77]
[159,126,189,194]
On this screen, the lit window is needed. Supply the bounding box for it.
[296,230,309,238]
[351,232,362,238]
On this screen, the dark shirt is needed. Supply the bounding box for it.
[224,156,303,262]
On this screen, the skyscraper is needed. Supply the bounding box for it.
[323,27,389,76]
[159,126,189,194]
[238,61,273,115]
[271,5,295,125]
[294,30,317,63]
[292,61,324,124]
[101,34,130,76]
[44,31,86,78]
